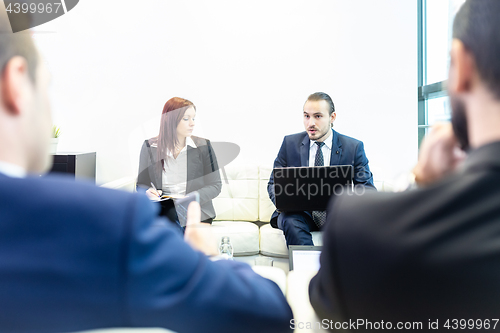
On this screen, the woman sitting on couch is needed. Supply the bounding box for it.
[137,97,221,224]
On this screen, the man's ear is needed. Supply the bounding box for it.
[330,112,337,126]
[1,56,31,116]
[449,39,475,95]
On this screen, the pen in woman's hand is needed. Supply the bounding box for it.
[150,182,161,197]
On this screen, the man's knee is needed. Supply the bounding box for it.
[279,213,310,231]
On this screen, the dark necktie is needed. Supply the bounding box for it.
[314,142,325,166]
[313,141,327,228]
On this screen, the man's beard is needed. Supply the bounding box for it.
[450,95,470,151]
[308,127,330,141]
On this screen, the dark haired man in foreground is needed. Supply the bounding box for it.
[268,92,376,246]
[0,14,292,333]
[310,0,500,329]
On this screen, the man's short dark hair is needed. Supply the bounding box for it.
[453,0,500,100]
[307,92,335,115]
[0,11,38,82]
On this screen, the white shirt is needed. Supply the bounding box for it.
[162,137,197,196]
[0,161,26,178]
[308,129,333,167]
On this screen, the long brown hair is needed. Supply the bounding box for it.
[157,97,196,169]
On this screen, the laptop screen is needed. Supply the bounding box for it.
[273,165,353,212]
[289,245,322,271]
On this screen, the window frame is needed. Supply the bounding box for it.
[417,0,449,147]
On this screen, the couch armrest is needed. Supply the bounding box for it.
[100,176,137,192]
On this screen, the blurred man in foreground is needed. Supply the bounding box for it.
[0,13,292,333]
[310,0,500,330]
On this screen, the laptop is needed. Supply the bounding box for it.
[273,165,353,212]
[289,245,322,271]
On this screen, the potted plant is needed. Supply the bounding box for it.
[50,126,61,154]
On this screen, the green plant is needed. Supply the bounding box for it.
[52,125,61,139]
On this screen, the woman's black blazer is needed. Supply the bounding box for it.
[137,136,222,221]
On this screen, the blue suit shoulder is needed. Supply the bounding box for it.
[4,173,157,233]
[283,131,307,143]
[337,132,363,146]
[38,174,147,209]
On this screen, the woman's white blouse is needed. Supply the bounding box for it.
[161,137,197,196]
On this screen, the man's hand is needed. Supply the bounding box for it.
[413,122,467,186]
[184,202,218,257]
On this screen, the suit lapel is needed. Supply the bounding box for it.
[186,146,202,192]
[300,134,310,167]
[147,145,162,188]
[329,129,343,165]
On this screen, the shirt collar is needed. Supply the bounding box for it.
[186,136,197,149]
[0,161,27,178]
[166,137,198,157]
[309,128,333,150]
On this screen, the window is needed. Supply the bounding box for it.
[418,0,466,145]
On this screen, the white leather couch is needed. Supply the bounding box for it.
[209,164,389,259]
[210,164,323,259]
[102,164,390,260]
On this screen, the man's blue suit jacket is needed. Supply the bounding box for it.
[267,130,376,227]
[0,173,292,333]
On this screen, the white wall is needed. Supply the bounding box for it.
[32,0,417,185]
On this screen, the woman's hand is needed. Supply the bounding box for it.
[146,187,162,201]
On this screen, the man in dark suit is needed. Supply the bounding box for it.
[268,92,376,246]
[309,0,500,329]
[0,14,292,333]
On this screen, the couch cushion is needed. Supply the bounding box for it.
[213,197,259,222]
[212,221,260,256]
[258,165,275,222]
[213,165,259,222]
[259,224,323,258]
[312,232,323,246]
[260,224,288,257]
